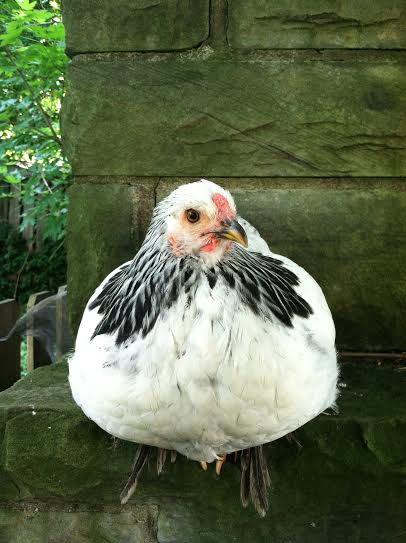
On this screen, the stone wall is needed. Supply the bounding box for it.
[61,1,406,352]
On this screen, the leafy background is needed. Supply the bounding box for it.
[0,0,69,305]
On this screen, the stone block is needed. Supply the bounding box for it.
[0,362,405,542]
[0,506,159,543]
[62,0,210,55]
[227,1,406,49]
[67,181,156,334]
[62,55,406,177]
[157,178,406,351]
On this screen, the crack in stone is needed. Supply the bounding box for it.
[254,12,399,31]
[195,112,318,170]
[335,142,404,152]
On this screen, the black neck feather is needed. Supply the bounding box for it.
[89,244,312,345]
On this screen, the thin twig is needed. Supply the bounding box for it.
[48,238,64,261]
[41,171,53,193]
[340,351,406,360]
[31,126,59,144]
[13,250,30,300]
[4,47,62,148]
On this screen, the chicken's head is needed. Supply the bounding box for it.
[158,180,248,265]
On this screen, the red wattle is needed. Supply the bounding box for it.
[200,237,220,253]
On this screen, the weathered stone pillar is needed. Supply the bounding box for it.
[61,1,406,352]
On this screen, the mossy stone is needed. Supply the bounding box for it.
[228,1,406,49]
[0,505,159,543]
[0,363,405,542]
[62,0,210,55]
[61,55,406,177]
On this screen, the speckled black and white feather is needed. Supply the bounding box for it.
[89,239,312,346]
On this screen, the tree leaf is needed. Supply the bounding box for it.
[15,0,36,12]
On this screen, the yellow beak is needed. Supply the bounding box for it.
[217,219,248,248]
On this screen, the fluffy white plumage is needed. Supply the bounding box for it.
[69,180,338,465]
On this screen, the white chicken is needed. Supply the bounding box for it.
[69,179,338,516]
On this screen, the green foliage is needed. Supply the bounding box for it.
[0,0,70,243]
[0,222,66,304]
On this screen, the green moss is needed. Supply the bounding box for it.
[0,472,20,501]
[362,420,406,471]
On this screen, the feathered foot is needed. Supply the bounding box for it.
[240,445,271,517]
[121,446,177,504]
[156,447,167,476]
[120,445,150,505]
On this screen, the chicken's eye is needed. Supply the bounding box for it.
[186,209,200,223]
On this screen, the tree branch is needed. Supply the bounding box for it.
[31,126,62,146]
[5,47,62,148]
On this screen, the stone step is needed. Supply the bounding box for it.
[0,362,404,542]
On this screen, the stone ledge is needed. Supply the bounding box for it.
[0,362,405,542]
